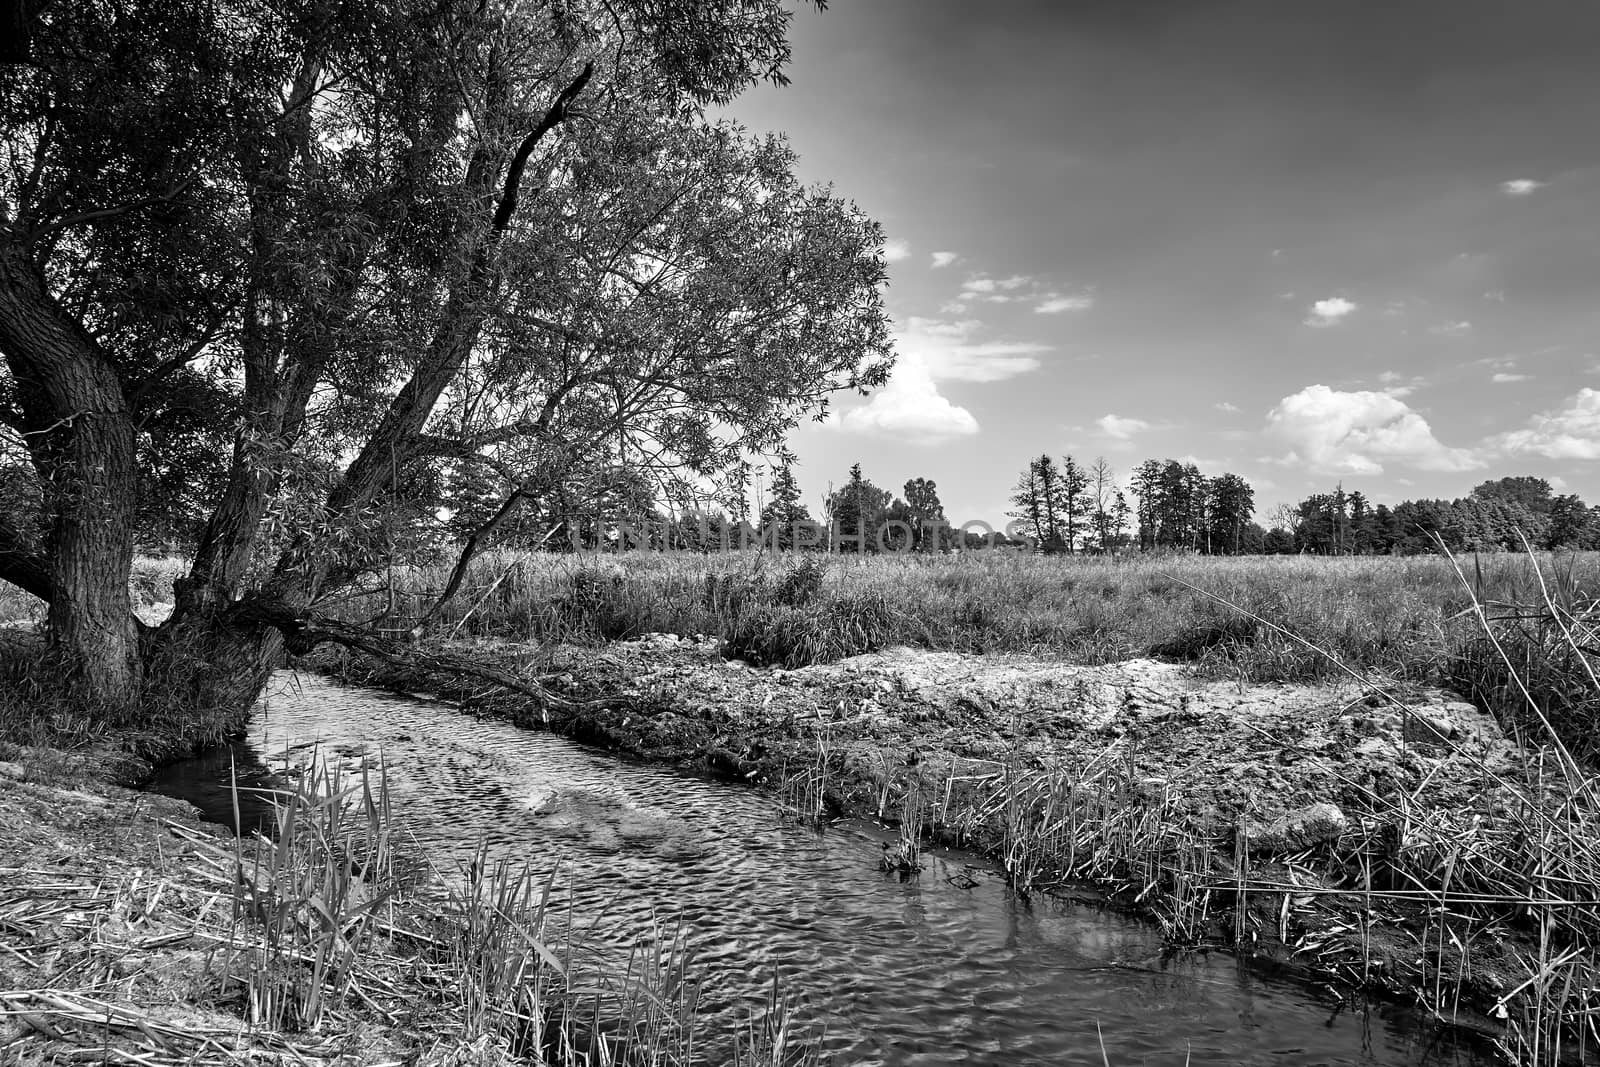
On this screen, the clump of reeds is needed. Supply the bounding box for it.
[779,720,836,828]
[1446,548,1600,767]
[223,756,399,1031]
[720,588,898,669]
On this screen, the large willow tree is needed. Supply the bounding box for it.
[0,0,891,721]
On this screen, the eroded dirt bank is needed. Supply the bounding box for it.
[323,633,1574,1052]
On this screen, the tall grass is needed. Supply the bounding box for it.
[335,548,1595,675]
[225,758,399,1031]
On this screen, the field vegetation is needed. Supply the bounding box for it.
[6,547,1597,763]
[314,548,1600,762]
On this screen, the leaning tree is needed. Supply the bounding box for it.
[0,0,891,726]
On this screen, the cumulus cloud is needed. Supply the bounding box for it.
[1490,388,1600,459]
[1264,384,1481,474]
[838,351,978,442]
[1305,297,1358,328]
[882,239,911,263]
[1500,179,1546,196]
[1035,292,1095,314]
[1096,414,1151,441]
[930,251,959,269]
[1492,372,1530,384]
[1429,321,1473,337]
[835,316,1050,442]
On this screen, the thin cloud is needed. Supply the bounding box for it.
[1429,321,1473,337]
[961,273,1033,300]
[1305,297,1357,328]
[1491,372,1529,384]
[1096,414,1150,441]
[1035,293,1094,314]
[900,316,1049,382]
[882,239,911,263]
[930,251,959,269]
[1265,384,1480,474]
[1376,371,1426,398]
[1500,179,1546,196]
[1214,401,1241,413]
[1490,388,1600,459]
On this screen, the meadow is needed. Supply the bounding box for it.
[331,547,1600,764]
[5,548,1595,761]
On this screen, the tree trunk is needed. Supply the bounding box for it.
[0,246,141,706]
[139,607,282,740]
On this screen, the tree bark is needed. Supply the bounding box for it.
[0,244,141,705]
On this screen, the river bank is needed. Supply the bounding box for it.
[0,736,806,1065]
[0,751,414,1063]
[319,631,1599,1064]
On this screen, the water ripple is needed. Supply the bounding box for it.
[149,673,1497,1067]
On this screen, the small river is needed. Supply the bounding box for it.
[148,672,1497,1066]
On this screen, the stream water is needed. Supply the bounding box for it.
[147,672,1499,1066]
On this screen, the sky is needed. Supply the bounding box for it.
[717,0,1600,528]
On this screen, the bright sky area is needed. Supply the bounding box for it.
[718,0,1600,527]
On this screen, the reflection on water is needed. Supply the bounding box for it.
[151,672,1497,1067]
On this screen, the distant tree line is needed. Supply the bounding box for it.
[1273,476,1600,555]
[428,455,1597,558]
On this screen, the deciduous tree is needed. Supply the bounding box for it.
[902,476,946,551]
[0,0,889,718]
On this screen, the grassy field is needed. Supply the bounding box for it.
[335,548,1600,763]
[4,548,1596,762]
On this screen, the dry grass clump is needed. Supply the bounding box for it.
[0,628,250,762]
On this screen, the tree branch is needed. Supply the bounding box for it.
[492,62,593,236]
[411,484,536,635]
[18,174,200,251]
[305,62,597,559]
[0,513,52,602]
[231,596,587,710]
